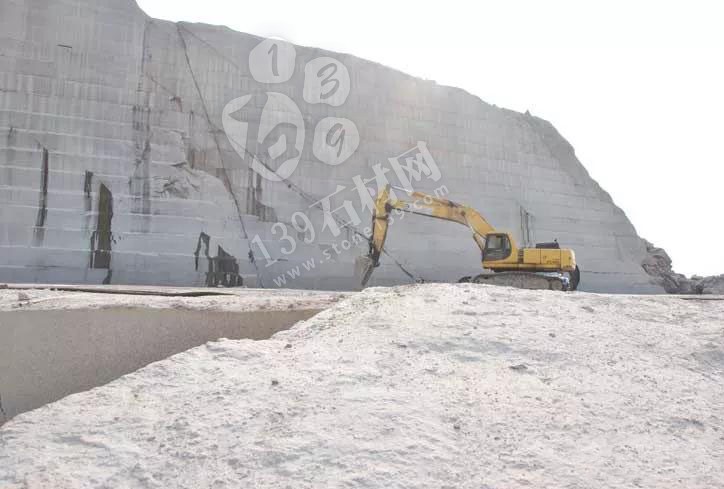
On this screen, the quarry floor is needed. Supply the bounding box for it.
[1,284,723,488]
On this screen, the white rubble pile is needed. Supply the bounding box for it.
[1,284,723,488]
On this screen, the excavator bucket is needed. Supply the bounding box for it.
[354,255,376,288]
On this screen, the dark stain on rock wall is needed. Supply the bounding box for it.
[90,184,114,274]
[82,171,94,231]
[32,148,49,245]
[194,232,243,287]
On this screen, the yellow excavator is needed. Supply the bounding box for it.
[356,185,580,291]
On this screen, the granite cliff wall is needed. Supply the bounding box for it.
[0,0,664,292]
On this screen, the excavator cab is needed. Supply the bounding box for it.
[482,233,513,262]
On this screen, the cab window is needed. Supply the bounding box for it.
[483,234,512,261]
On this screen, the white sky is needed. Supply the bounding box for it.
[138,0,723,276]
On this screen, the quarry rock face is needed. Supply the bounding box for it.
[695,275,724,295]
[0,0,664,292]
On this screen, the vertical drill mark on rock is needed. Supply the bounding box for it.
[129,21,154,232]
[83,171,94,231]
[247,171,278,222]
[137,20,152,92]
[33,148,49,245]
[83,171,93,211]
[7,126,15,142]
[187,146,197,169]
[90,184,113,271]
[194,232,243,287]
[130,104,152,229]
[0,391,7,423]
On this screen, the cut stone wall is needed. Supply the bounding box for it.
[0,0,664,293]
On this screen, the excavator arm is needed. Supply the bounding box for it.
[357,185,497,286]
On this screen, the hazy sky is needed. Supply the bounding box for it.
[138,0,723,276]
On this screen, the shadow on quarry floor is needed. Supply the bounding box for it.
[0,307,320,423]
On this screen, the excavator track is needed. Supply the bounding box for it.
[469,272,567,291]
